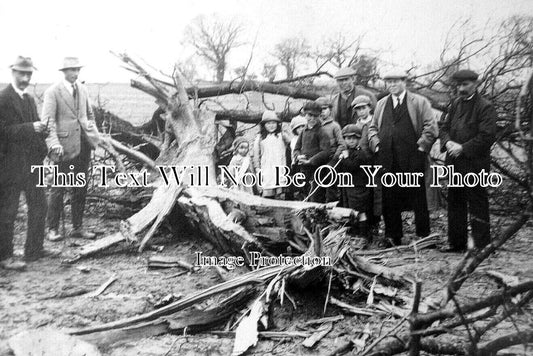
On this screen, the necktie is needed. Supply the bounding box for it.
[72,84,77,100]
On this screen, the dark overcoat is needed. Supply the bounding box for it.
[440,92,497,173]
[0,85,47,185]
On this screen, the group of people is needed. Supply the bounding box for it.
[0,56,98,270]
[0,55,497,271]
[226,67,497,253]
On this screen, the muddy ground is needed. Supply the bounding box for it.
[0,197,532,355]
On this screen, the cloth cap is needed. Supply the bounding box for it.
[290,115,307,133]
[59,57,83,71]
[334,67,357,79]
[341,123,363,138]
[383,69,408,80]
[10,56,37,72]
[302,101,322,115]
[451,69,479,82]
[315,96,332,108]
[261,110,280,123]
[351,95,372,108]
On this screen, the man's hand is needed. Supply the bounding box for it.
[446,141,463,158]
[50,145,64,157]
[33,122,47,133]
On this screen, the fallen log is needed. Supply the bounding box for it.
[63,232,127,264]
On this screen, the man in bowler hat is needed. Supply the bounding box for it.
[440,69,497,252]
[0,56,48,269]
[43,57,101,241]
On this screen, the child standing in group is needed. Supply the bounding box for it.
[316,96,346,203]
[293,101,332,202]
[352,95,382,231]
[335,123,373,243]
[253,111,290,199]
[227,137,255,194]
[287,114,307,200]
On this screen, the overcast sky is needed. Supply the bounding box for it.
[0,0,531,83]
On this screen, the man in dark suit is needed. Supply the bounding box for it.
[440,69,497,252]
[368,70,438,246]
[0,56,48,270]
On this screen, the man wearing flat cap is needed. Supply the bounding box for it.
[0,56,49,269]
[368,69,438,246]
[440,69,497,252]
[42,57,101,241]
[331,67,377,128]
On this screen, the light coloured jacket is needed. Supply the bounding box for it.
[368,91,438,153]
[42,81,101,161]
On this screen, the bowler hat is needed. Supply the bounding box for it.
[302,101,322,116]
[315,96,332,108]
[383,69,408,80]
[351,95,372,108]
[451,69,478,82]
[261,110,280,123]
[334,67,357,79]
[341,124,363,138]
[59,57,83,71]
[10,56,37,72]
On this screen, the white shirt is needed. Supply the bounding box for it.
[392,91,407,108]
[11,82,27,98]
[63,79,78,96]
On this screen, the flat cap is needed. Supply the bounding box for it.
[451,69,479,81]
[261,110,280,123]
[341,123,363,138]
[302,101,322,115]
[10,56,37,72]
[383,69,408,80]
[334,67,357,79]
[315,96,332,108]
[351,95,372,108]
[290,115,307,132]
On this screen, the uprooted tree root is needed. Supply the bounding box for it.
[38,54,533,355]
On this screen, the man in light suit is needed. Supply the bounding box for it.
[43,57,101,241]
[0,56,48,269]
[368,70,438,246]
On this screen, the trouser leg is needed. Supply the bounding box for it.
[71,145,91,229]
[447,186,468,249]
[412,184,430,237]
[0,186,22,260]
[24,179,46,258]
[47,185,64,230]
[382,185,403,244]
[467,185,490,248]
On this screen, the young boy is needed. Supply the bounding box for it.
[351,95,373,126]
[293,101,332,202]
[335,123,373,242]
[352,94,381,231]
[315,96,346,203]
